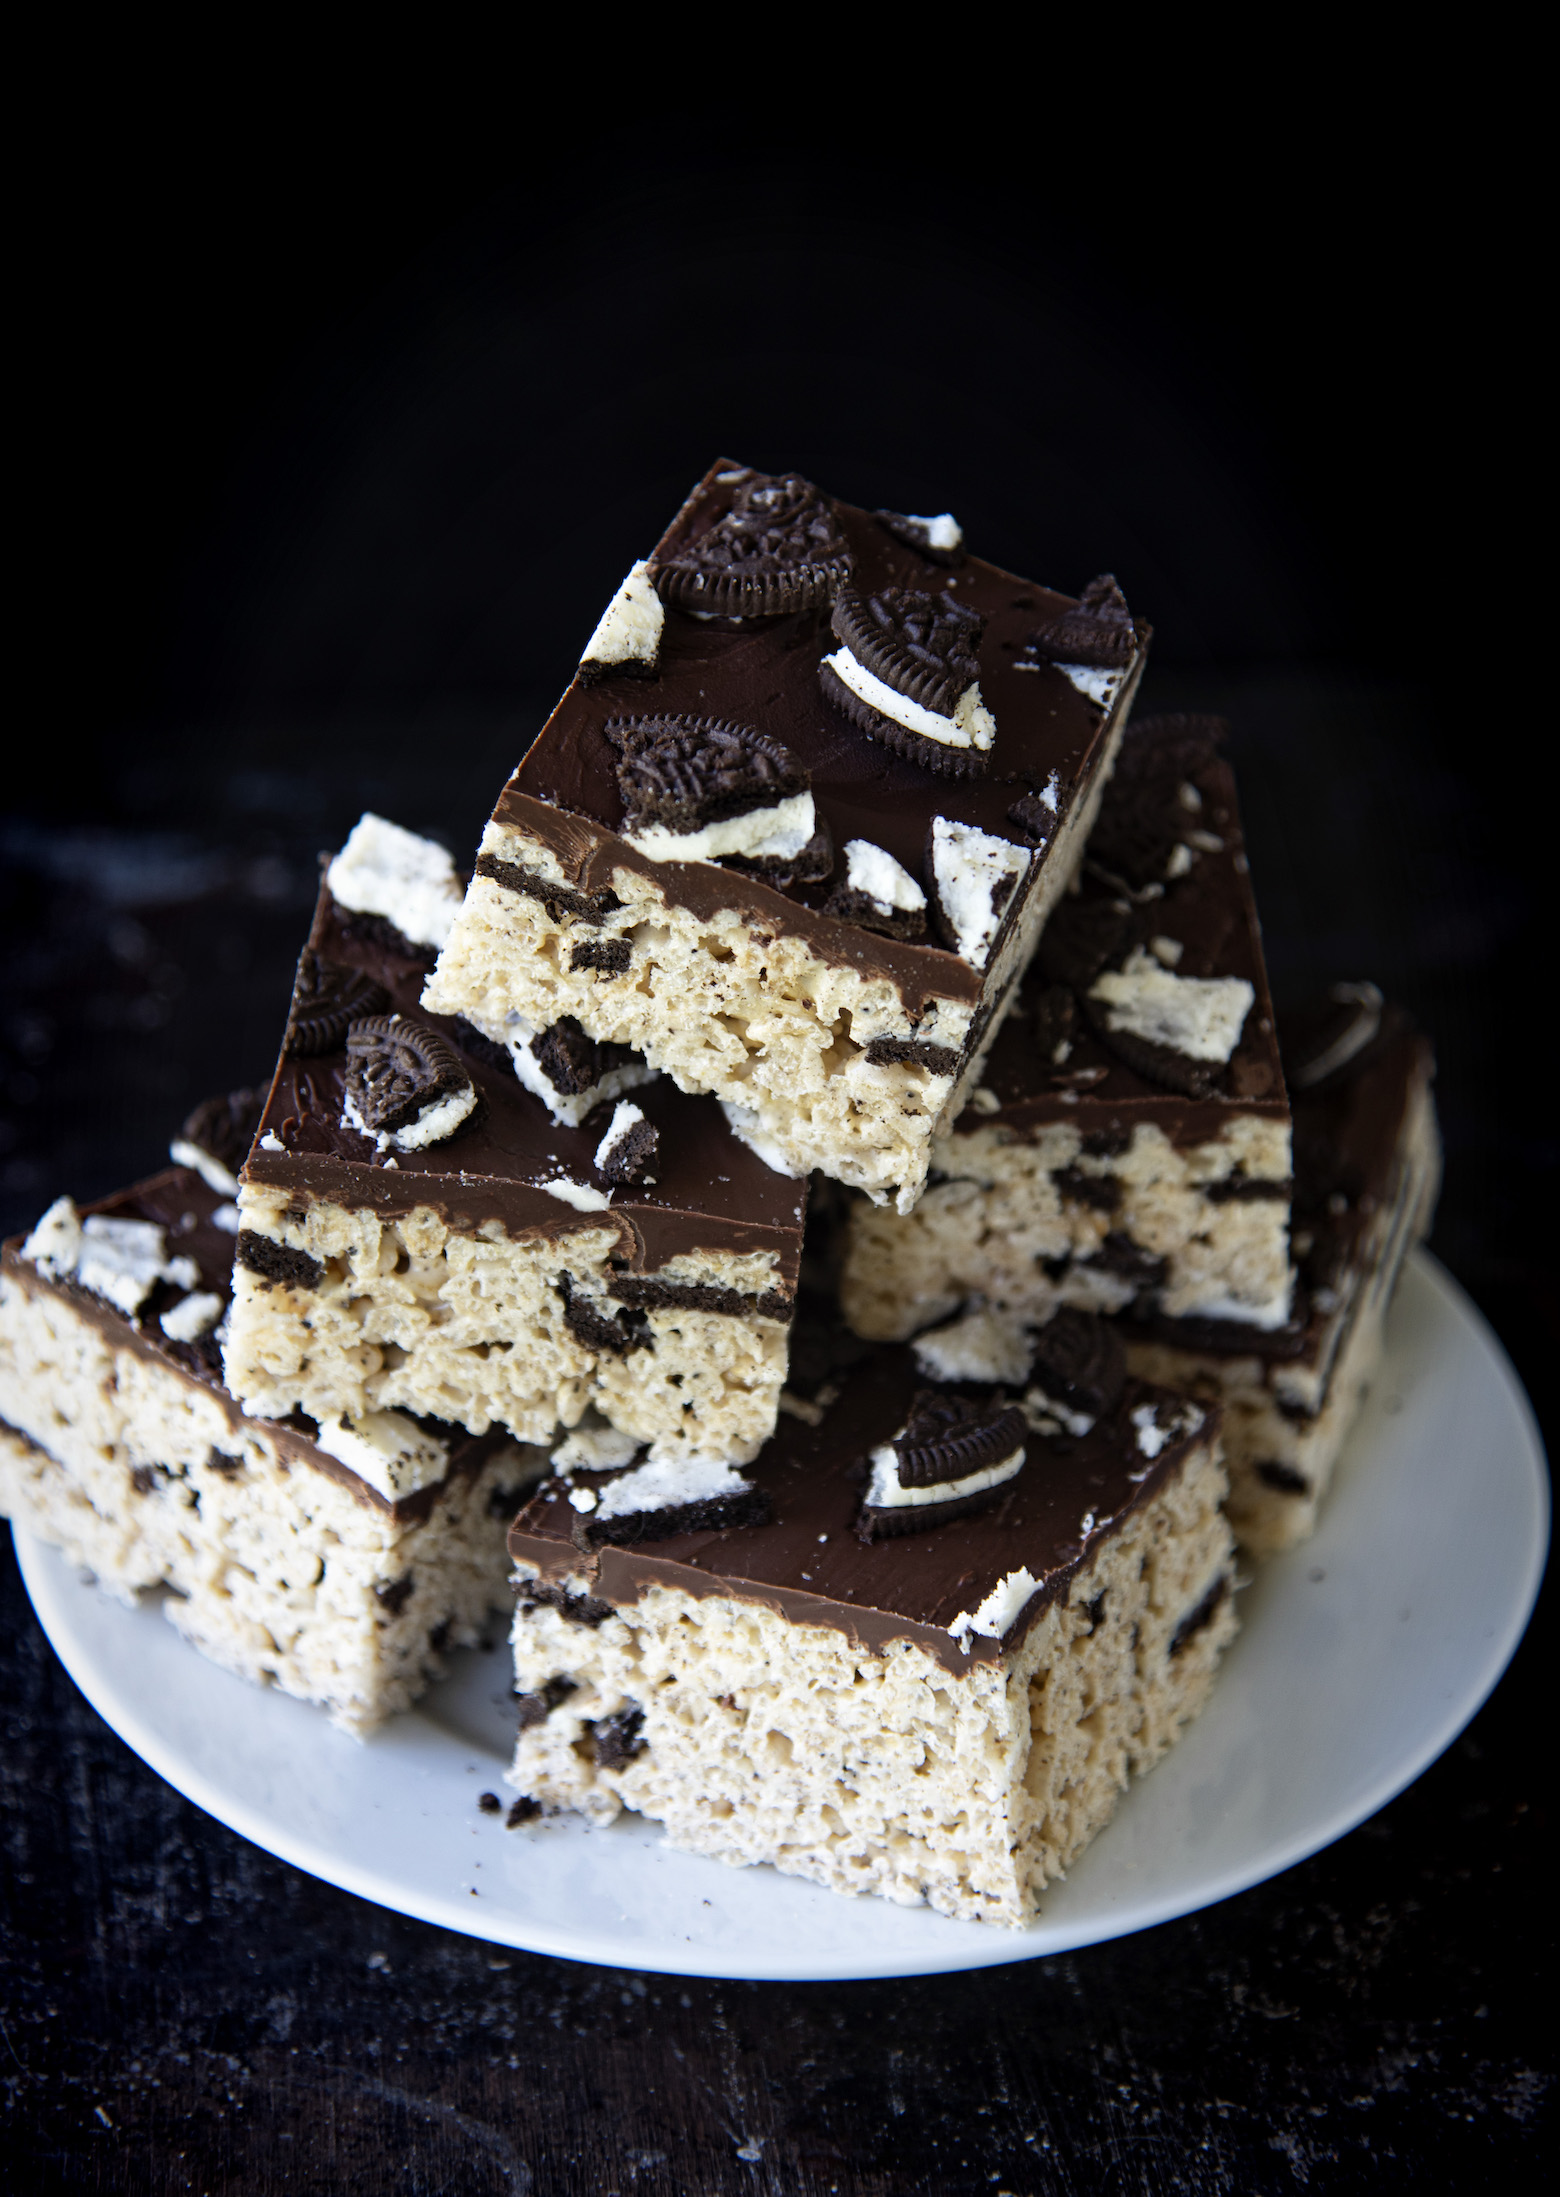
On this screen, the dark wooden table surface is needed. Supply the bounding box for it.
[2,665,1550,2193]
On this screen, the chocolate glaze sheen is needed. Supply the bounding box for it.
[492,460,1149,1009]
[242,886,806,1289]
[509,1343,1214,1675]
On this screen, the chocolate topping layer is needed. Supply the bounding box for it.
[491,459,1148,1010]
[508,1343,1211,1674]
[965,724,1287,1145]
[2,1166,517,1520]
[243,886,806,1287]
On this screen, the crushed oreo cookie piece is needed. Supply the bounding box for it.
[1055,1166,1122,1213]
[606,1272,792,1321]
[514,1674,578,1730]
[608,715,809,837]
[1035,899,1132,991]
[531,1016,611,1098]
[329,906,439,969]
[893,1391,1030,1489]
[863,1035,961,1076]
[654,471,851,617]
[571,1476,771,1553]
[557,1273,649,1356]
[283,951,391,1056]
[235,1231,322,1290]
[569,938,632,977]
[1085,1233,1168,1293]
[589,1704,647,1769]
[1169,1573,1230,1658]
[1030,985,1077,1069]
[171,1087,266,1194]
[344,1018,476,1142]
[1280,982,1384,1091]
[874,509,965,564]
[1079,997,1224,1097]
[831,585,985,716]
[719,818,836,889]
[506,1796,542,1828]
[515,1577,615,1628]
[472,852,623,926]
[1019,575,1137,669]
[594,1101,659,1186]
[1029,1310,1126,1422]
[824,883,929,941]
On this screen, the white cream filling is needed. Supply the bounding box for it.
[23,1201,202,1318]
[593,1100,650,1177]
[535,1176,613,1212]
[718,1101,808,1178]
[1059,664,1125,711]
[929,816,1031,969]
[1021,1386,1096,1438]
[843,838,926,915]
[211,1203,242,1235]
[624,790,817,868]
[1088,949,1254,1064]
[824,648,996,754]
[551,1425,642,1476]
[580,559,663,671]
[159,1291,225,1343]
[1130,1400,1203,1461]
[911,1306,1032,1387]
[325,813,464,951]
[866,1442,1025,1509]
[911,512,964,552]
[1173,1282,1295,1331]
[168,1139,241,1197]
[592,1453,752,1523]
[947,1567,1042,1648]
[259,1131,284,1153]
[314,1409,451,1501]
[341,1079,478,1155]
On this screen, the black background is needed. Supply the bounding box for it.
[3,107,1550,2192]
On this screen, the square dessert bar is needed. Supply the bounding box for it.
[424,460,1151,1212]
[1124,989,1440,1553]
[842,715,1294,1342]
[503,1314,1236,1927]
[0,1141,546,1733]
[222,818,806,1465]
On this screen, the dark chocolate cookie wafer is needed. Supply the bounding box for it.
[284,950,391,1055]
[857,1391,1028,1542]
[818,660,989,781]
[571,1479,772,1553]
[1087,713,1226,894]
[344,1018,476,1141]
[530,1016,641,1096]
[1029,1310,1126,1423]
[1280,981,1385,1091]
[874,509,966,565]
[831,585,984,715]
[607,716,809,836]
[178,1087,265,1178]
[594,1109,660,1186]
[721,818,835,890]
[653,471,851,617]
[823,882,929,942]
[1017,574,1138,670]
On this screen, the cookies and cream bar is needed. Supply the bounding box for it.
[222,822,806,1465]
[0,1154,546,1732]
[841,715,1294,1342]
[1124,990,1439,1554]
[423,459,1150,1213]
[503,1314,1235,1927]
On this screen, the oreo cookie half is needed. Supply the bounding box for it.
[1017,574,1138,670]
[342,1017,479,1152]
[1027,1310,1126,1431]
[857,1391,1028,1542]
[821,585,995,780]
[283,949,391,1055]
[1085,713,1226,893]
[608,715,828,882]
[653,472,852,618]
[170,1087,266,1194]
[874,508,966,565]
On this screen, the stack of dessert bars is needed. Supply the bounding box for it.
[0,461,1437,1923]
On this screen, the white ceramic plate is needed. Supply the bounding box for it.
[15,1252,1548,1981]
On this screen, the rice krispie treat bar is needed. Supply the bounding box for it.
[503,1315,1236,1927]
[1,1145,547,1732]
[841,715,1294,1340]
[424,460,1150,1212]
[1124,988,1439,1553]
[222,821,806,1464]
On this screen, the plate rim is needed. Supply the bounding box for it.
[13,1250,1551,1981]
